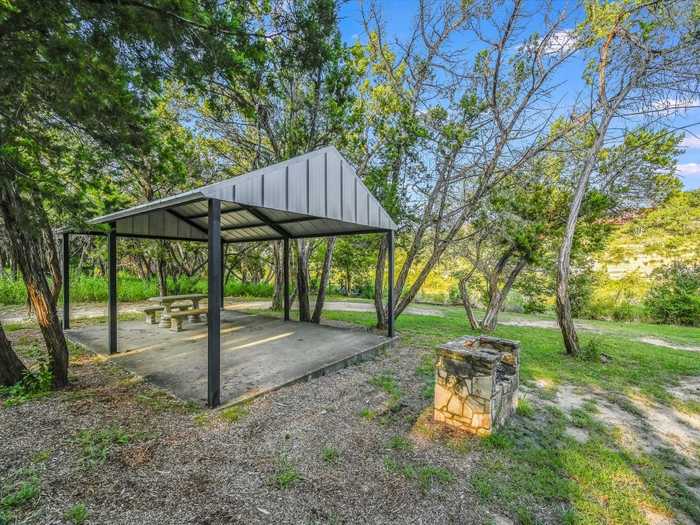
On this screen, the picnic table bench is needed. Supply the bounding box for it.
[147,293,207,328]
[169,308,208,332]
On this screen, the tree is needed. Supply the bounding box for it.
[0,320,27,386]
[357,0,584,329]
[0,0,264,386]
[555,0,698,355]
[193,0,359,322]
[456,154,609,331]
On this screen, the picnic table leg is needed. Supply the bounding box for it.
[159,303,172,328]
[189,300,203,323]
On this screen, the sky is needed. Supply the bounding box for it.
[336,0,700,190]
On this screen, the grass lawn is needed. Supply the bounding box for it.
[1,304,699,524]
[263,306,700,523]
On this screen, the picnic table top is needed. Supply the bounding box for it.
[148,294,207,303]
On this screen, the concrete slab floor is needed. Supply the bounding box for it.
[66,310,394,407]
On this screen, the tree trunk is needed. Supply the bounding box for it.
[556,112,615,355]
[373,235,388,330]
[458,278,480,330]
[157,251,167,297]
[0,178,69,387]
[296,239,312,322]
[311,237,336,324]
[481,257,527,331]
[271,241,284,310]
[0,319,27,386]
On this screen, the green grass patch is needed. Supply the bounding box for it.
[320,309,700,405]
[369,373,401,399]
[359,407,376,421]
[317,306,700,522]
[0,361,53,407]
[387,436,412,451]
[383,457,453,493]
[322,446,339,463]
[271,456,301,489]
[219,403,249,424]
[64,503,88,524]
[0,468,40,515]
[516,398,535,418]
[74,426,132,467]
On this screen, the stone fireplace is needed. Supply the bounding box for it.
[433,335,520,435]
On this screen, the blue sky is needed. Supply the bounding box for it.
[337,0,700,190]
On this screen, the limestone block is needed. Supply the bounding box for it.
[433,409,446,423]
[472,375,494,398]
[434,383,451,410]
[447,394,463,415]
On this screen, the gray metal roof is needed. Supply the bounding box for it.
[88,146,396,242]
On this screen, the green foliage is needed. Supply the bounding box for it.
[569,269,595,319]
[387,436,412,451]
[578,336,603,362]
[0,468,40,514]
[321,446,339,463]
[0,272,274,305]
[74,426,132,467]
[0,361,53,407]
[272,456,301,489]
[598,191,700,279]
[64,503,88,525]
[383,457,454,493]
[220,404,249,424]
[369,373,401,399]
[516,398,535,418]
[359,407,376,421]
[645,262,700,326]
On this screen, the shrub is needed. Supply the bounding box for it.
[569,270,595,319]
[0,362,53,407]
[645,262,700,326]
[64,503,88,524]
[0,272,274,305]
[516,270,552,314]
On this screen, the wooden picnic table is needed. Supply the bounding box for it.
[148,293,207,328]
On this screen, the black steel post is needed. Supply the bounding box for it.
[387,230,395,338]
[108,223,118,354]
[283,237,290,321]
[207,199,222,408]
[62,232,70,330]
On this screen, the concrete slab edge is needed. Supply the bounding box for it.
[215,335,400,411]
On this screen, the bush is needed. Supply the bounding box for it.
[0,275,27,305]
[645,263,700,326]
[0,272,274,305]
[569,270,595,319]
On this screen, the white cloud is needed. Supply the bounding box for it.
[542,30,578,55]
[681,136,700,149]
[677,163,700,176]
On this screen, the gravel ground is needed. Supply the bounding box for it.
[1,329,503,525]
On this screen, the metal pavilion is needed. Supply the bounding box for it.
[61,146,397,407]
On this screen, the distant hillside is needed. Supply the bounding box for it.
[594,190,700,279]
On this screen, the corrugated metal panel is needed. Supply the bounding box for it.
[114,209,206,240]
[262,209,308,223]
[308,154,325,217]
[287,158,307,214]
[86,146,397,242]
[342,163,355,223]
[325,152,342,220]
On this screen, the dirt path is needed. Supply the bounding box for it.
[0,299,445,324]
[501,319,700,353]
